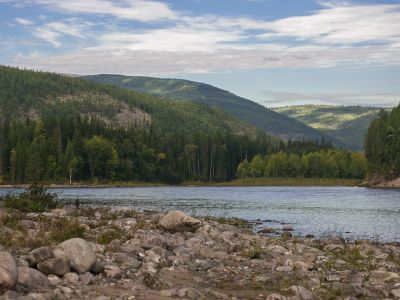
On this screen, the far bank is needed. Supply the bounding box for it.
[0,178,361,189]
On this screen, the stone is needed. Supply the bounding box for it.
[113,253,141,268]
[80,272,94,285]
[47,275,62,286]
[268,245,288,255]
[54,238,96,274]
[104,265,122,279]
[276,266,293,272]
[160,289,176,297]
[37,258,70,276]
[88,242,105,254]
[370,270,400,283]
[63,272,79,284]
[90,259,105,274]
[288,285,314,300]
[177,287,202,299]
[26,247,53,267]
[266,294,287,300]
[123,238,142,252]
[22,292,52,300]
[391,289,400,298]
[258,227,276,234]
[324,244,345,253]
[50,208,68,216]
[17,267,49,290]
[20,220,36,230]
[138,233,167,250]
[0,250,18,292]
[1,290,21,299]
[327,274,341,282]
[283,225,294,231]
[159,211,201,233]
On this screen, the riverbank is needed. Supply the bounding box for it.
[361,175,400,189]
[1,207,400,299]
[0,178,361,189]
[186,178,361,187]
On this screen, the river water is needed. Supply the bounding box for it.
[1,186,399,241]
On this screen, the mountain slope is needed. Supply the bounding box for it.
[0,66,258,137]
[273,105,387,150]
[0,65,279,183]
[83,75,342,145]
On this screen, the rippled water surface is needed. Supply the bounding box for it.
[2,186,400,241]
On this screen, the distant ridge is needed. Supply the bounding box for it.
[84,74,346,147]
[273,105,389,150]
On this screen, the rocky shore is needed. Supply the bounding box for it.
[1,207,400,299]
[361,175,400,189]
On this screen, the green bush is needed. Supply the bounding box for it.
[97,227,123,244]
[2,184,59,212]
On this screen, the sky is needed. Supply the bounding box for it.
[0,0,399,107]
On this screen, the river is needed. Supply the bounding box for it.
[1,186,399,241]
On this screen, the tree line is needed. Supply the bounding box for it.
[0,115,278,184]
[364,104,400,177]
[237,149,367,179]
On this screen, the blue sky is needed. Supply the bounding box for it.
[0,0,399,106]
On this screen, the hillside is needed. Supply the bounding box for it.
[364,104,400,187]
[0,66,259,137]
[0,65,275,184]
[83,75,341,145]
[273,105,386,150]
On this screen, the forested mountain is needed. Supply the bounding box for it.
[273,105,387,150]
[365,104,400,178]
[0,65,278,184]
[83,75,341,145]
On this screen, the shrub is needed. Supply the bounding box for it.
[97,227,123,244]
[2,183,59,212]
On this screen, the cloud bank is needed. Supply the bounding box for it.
[5,0,400,77]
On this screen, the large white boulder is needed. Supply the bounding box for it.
[0,251,18,292]
[54,238,96,274]
[159,211,201,233]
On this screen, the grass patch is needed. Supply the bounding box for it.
[2,184,59,212]
[97,227,123,244]
[0,214,86,248]
[240,240,263,259]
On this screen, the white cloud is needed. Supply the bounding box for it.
[15,17,33,26]
[262,90,398,107]
[7,1,400,75]
[46,21,85,39]
[13,0,176,22]
[258,3,400,45]
[33,28,61,47]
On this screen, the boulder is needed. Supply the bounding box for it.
[391,289,400,299]
[283,225,294,232]
[54,238,96,274]
[63,272,79,284]
[47,275,62,286]
[104,265,122,279]
[288,285,314,300]
[0,251,18,292]
[369,270,400,283]
[37,258,70,277]
[80,272,94,285]
[17,267,49,290]
[26,247,53,267]
[90,259,105,274]
[88,242,105,254]
[159,211,201,233]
